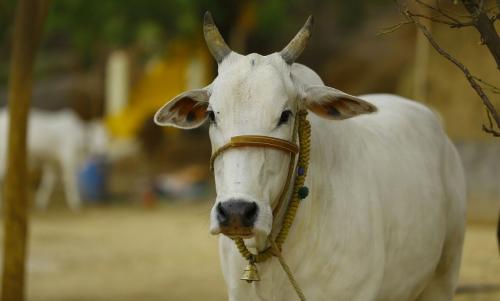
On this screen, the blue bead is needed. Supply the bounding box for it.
[297,167,305,176]
[298,186,309,200]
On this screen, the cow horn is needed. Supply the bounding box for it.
[203,11,232,63]
[280,16,314,64]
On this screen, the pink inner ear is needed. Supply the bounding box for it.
[169,97,207,123]
[307,99,352,119]
[331,99,360,116]
[307,102,339,119]
[307,96,376,120]
[171,97,197,116]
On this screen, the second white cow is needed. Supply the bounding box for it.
[0,108,108,211]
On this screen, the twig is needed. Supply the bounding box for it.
[401,4,500,137]
[417,0,465,24]
[473,76,500,94]
[377,20,413,35]
[487,127,500,137]
[483,109,500,136]
[407,11,474,27]
[483,4,500,16]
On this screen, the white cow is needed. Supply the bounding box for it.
[0,108,108,211]
[155,13,466,301]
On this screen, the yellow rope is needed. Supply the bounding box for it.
[234,110,311,299]
[269,239,307,301]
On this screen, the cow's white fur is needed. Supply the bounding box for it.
[155,52,466,300]
[0,109,108,211]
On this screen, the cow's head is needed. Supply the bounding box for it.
[155,12,376,242]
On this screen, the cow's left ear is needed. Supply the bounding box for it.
[154,88,210,129]
[301,85,377,120]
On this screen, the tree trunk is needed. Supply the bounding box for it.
[1,1,49,300]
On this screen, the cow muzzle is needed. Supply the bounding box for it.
[209,133,300,239]
[216,200,258,238]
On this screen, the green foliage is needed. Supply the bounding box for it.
[0,0,16,54]
[45,1,176,54]
[0,0,395,75]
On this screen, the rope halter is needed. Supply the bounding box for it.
[209,110,312,300]
[210,135,298,172]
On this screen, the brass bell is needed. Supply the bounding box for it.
[240,261,260,283]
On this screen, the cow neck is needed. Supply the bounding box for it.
[233,109,311,264]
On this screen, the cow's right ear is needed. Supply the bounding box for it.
[301,85,377,120]
[154,89,210,129]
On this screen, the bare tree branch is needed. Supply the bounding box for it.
[414,1,500,61]
[398,2,500,137]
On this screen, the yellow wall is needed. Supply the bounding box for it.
[106,41,213,138]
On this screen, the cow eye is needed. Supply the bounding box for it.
[278,110,292,126]
[207,110,216,124]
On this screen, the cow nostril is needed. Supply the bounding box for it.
[217,200,259,228]
[242,202,258,227]
[244,202,257,219]
[216,202,228,225]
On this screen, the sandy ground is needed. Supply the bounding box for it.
[0,202,499,301]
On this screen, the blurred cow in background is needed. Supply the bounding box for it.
[0,108,109,211]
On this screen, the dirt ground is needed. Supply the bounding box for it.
[0,202,499,301]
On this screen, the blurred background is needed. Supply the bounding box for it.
[0,0,499,300]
